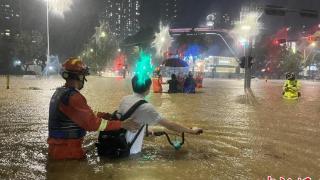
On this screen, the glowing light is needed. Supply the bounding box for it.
[90,48,94,52]
[311,42,316,47]
[113,53,126,71]
[185,44,201,58]
[152,23,173,58]
[231,10,262,42]
[48,66,54,70]
[239,38,249,46]
[13,60,21,66]
[134,51,154,86]
[241,25,251,30]
[46,0,73,17]
[100,31,106,38]
[206,13,216,27]
[291,42,296,54]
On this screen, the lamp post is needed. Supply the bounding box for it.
[232,10,262,90]
[44,0,73,66]
[46,0,50,64]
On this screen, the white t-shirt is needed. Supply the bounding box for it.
[118,93,162,154]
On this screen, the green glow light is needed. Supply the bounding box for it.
[134,51,154,86]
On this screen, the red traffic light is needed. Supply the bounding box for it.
[272,39,279,45]
[272,39,286,45]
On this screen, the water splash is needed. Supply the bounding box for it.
[152,23,173,58]
[134,51,154,85]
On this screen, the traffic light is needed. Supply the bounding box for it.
[240,57,245,68]
[239,56,253,68]
[272,39,286,46]
[265,5,286,16]
[265,5,319,18]
[272,39,279,46]
[300,9,318,18]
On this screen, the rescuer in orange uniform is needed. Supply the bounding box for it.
[195,72,203,88]
[152,74,163,93]
[47,57,139,160]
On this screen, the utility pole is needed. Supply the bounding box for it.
[244,40,253,89]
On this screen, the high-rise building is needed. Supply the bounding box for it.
[160,0,180,27]
[104,0,141,40]
[140,0,181,29]
[0,0,21,73]
[221,13,234,28]
[0,0,21,40]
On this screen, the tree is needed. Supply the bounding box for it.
[81,21,118,73]
[13,31,46,72]
[279,49,303,76]
[252,35,303,79]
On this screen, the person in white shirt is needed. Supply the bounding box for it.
[118,75,203,155]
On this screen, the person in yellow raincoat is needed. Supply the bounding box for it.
[282,72,301,100]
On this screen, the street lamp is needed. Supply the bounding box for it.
[44,0,73,65]
[100,31,106,38]
[231,10,262,89]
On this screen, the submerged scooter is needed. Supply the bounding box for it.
[146,125,185,150]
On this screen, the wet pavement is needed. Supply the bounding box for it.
[0,76,319,180]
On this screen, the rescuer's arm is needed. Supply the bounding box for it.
[59,93,139,132]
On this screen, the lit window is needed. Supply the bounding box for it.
[5,17,10,20]
[5,32,10,36]
[5,29,10,32]
[5,4,10,8]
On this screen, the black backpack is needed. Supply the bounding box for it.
[96,100,147,158]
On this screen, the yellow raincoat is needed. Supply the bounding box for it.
[282,80,301,100]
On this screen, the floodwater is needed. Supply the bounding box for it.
[0,76,319,180]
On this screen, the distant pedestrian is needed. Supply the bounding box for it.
[167,74,179,93]
[183,72,196,93]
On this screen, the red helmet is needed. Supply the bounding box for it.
[61,57,89,81]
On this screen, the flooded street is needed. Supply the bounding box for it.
[0,76,319,180]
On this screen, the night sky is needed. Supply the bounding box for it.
[20,0,320,58]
